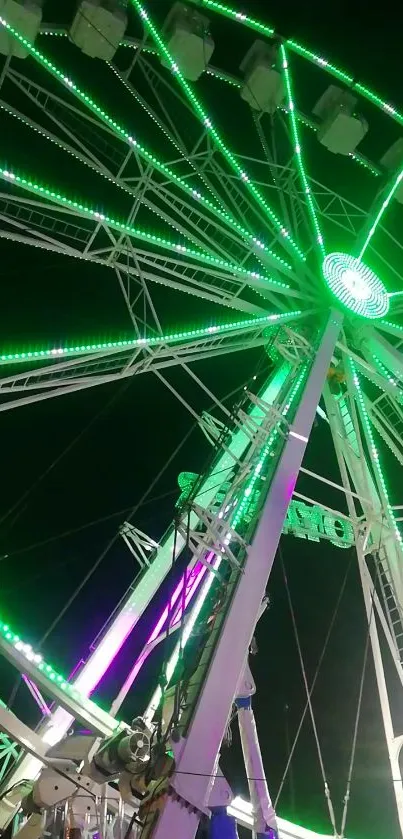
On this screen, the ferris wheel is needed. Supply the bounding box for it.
[1,2,403,839]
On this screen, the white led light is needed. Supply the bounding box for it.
[322,252,389,319]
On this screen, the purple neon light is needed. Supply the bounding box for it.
[45,555,213,739]
[112,554,214,708]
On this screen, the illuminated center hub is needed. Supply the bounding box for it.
[322,252,389,319]
[342,268,371,301]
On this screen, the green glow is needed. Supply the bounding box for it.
[351,364,403,551]
[371,352,402,391]
[189,1,401,128]
[0,165,290,291]
[146,358,307,716]
[0,310,301,364]
[358,167,403,259]
[280,45,325,259]
[130,0,306,262]
[380,319,403,335]
[322,253,389,319]
[0,618,122,732]
[284,500,354,548]
[0,15,292,274]
[230,364,307,534]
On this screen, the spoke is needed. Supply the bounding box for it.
[0,309,304,366]
[130,0,306,262]
[0,165,291,295]
[379,320,403,339]
[280,45,326,261]
[0,309,313,411]
[358,167,403,260]
[0,15,291,274]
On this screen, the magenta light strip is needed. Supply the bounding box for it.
[110,554,214,713]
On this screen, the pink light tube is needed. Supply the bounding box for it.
[109,555,213,715]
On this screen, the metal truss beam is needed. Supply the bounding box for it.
[0,311,312,411]
[149,310,342,838]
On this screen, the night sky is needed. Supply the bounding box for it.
[1,1,402,838]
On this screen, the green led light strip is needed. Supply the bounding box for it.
[0,165,290,291]
[351,363,403,550]
[280,45,325,260]
[0,310,301,364]
[147,357,308,716]
[0,15,292,275]
[358,167,403,260]
[106,62,258,263]
[379,319,403,335]
[189,1,401,126]
[371,352,402,390]
[189,1,275,36]
[130,0,305,262]
[230,363,307,532]
[207,65,379,178]
[0,618,122,732]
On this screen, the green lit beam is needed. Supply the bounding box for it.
[0,15,292,275]
[378,319,403,339]
[0,618,123,735]
[187,1,401,126]
[0,165,292,294]
[358,168,403,260]
[130,0,306,263]
[0,310,304,365]
[206,64,380,178]
[280,44,326,260]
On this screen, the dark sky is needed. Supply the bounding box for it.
[1,1,403,838]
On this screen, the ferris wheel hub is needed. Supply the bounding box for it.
[322,252,390,319]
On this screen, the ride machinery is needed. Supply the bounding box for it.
[1,2,403,839]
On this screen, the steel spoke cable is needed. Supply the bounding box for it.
[0,372,261,562]
[279,545,338,835]
[0,377,134,530]
[339,531,383,838]
[339,630,370,838]
[35,364,268,646]
[275,550,354,809]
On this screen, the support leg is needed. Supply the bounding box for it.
[236,697,277,839]
[148,311,342,839]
